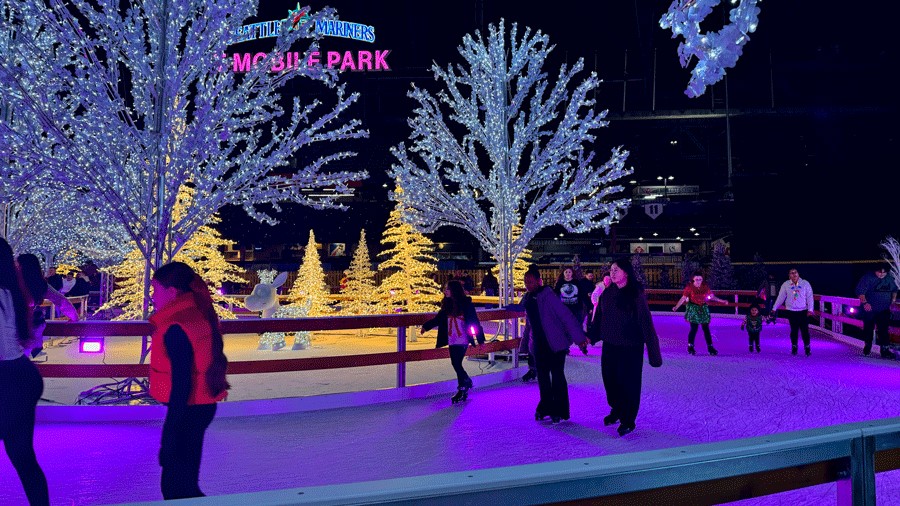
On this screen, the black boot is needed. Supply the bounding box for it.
[522,369,537,382]
[749,344,754,353]
[688,343,696,355]
[603,412,620,426]
[791,345,798,356]
[451,387,469,404]
[755,344,761,353]
[805,346,811,357]
[707,345,718,356]
[617,422,635,436]
[863,342,872,356]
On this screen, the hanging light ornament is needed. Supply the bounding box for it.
[660,0,762,98]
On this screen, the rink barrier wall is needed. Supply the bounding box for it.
[121,417,900,506]
[38,291,897,381]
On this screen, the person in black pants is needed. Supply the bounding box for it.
[149,262,230,500]
[770,268,815,356]
[421,280,486,403]
[856,264,897,358]
[0,238,49,506]
[519,267,587,424]
[598,258,662,436]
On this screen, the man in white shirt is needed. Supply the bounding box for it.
[771,268,816,356]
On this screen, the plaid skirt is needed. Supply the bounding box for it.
[685,302,711,325]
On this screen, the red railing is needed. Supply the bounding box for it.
[40,309,524,382]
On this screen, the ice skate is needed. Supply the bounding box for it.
[707,345,718,356]
[805,346,811,357]
[451,387,469,404]
[522,369,537,382]
[791,345,798,356]
[688,344,696,355]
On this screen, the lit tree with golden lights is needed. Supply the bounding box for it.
[289,229,333,316]
[379,189,441,313]
[340,229,380,320]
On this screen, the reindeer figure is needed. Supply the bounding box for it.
[245,270,312,350]
[246,271,288,350]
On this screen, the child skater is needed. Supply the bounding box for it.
[741,305,764,353]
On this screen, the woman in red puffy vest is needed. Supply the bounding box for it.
[149,262,229,500]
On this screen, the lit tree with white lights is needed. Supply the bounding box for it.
[491,225,532,290]
[290,230,333,316]
[99,187,246,320]
[3,185,130,267]
[340,229,379,318]
[0,1,368,317]
[390,21,631,305]
[379,187,442,314]
[882,237,900,290]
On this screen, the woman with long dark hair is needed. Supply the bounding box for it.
[0,239,49,505]
[17,254,79,358]
[421,280,485,404]
[598,258,662,436]
[149,261,229,499]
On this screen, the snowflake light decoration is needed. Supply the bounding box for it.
[660,0,762,97]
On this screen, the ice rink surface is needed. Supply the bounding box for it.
[2,314,898,505]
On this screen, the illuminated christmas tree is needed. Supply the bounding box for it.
[290,230,333,316]
[379,189,442,314]
[340,229,380,322]
[99,187,246,320]
[390,21,631,305]
[709,243,735,290]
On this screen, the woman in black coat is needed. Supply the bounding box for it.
[598,258,663,436]
[421,280,485,403]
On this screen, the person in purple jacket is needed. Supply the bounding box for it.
[598,258,663,436]
[520,266,588,424]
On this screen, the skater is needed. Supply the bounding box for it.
[586,273,612,344]
[741,306,764,353]
[672,271,728,356]
[855,264,897,358]
[554,267,592,327]
[521,266,588,424]
[17,253,80,359]
[598,258,662,436]
[0,239,50,506]
[421,280,485,403]
[770,268,815,356]
[149,262,230,500]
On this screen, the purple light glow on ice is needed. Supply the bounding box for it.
[2,315,897,504]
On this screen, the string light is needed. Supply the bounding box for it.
[389,20,631,299]
[289,229,333,316]
[340,229,380,325]
[378,185,442,313]
[660,0,762,97]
